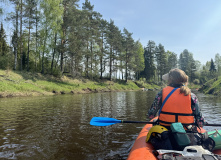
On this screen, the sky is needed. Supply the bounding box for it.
[79,0,221,65]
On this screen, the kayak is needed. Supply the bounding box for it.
[127,119,221,160]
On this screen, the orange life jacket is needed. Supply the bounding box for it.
[158,86,195,126]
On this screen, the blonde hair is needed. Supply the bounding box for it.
[168,68,191,96]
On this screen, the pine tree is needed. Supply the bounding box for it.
[23,0,37,71]
[122,28,134,82]
[0,22,8,56]
[210,58,216,73]
[97,19,108,79]
[8,0,20,70]
[167,51,177,71]
[144,40,155,81]
[155,43,167,81]
[179,49,190,74]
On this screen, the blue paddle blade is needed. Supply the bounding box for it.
[90,117,121,126]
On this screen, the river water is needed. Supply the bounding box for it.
[0,90,220,160]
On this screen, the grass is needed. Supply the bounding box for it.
[198,76,221,95]
[135,80,161,90]
[188,83,201,89]
[0,70,146,98]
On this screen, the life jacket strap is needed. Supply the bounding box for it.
[160,111,194,123]
[160,111,194,116]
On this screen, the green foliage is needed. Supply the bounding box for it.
[51,68,62,78]
[0,0,218,95]
[166,51,177,71]
[209,58,216,73]
[200,77,221,95]
[179,49,197,82]
[0,23,8,56]
[193,79,200,85]
[143,40,156,81]
[134,41,144,80]
[155,43,167,81]
[135,78,161,89]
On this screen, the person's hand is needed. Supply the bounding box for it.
[197,121,203,128]
[149,115,154,119]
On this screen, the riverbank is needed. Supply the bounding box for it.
[199,77,221,96]
[0,70,160,98]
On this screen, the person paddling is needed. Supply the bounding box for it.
[148,68,205,130]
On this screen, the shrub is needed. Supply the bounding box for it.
[193,79,200,85]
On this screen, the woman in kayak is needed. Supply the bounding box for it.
[148,68,205,129]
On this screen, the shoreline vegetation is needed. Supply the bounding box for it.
[0,69,219,99]
[0,70,161,98]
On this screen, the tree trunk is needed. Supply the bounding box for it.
[100,33,104,79]
[20,0,23,70]
[125,50,128,82]
[35,6,38,71]
[27,20,31,71]
[109,47,112,81]
[41,28,47,74]
[51,33,57,74]
[13,8,18,70]
[90,41,93,79]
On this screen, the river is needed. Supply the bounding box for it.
[0,90,220,159]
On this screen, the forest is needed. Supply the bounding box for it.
[0,0,220,85]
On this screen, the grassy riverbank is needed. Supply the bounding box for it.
[0,70,160,98]
[199,76,221,96]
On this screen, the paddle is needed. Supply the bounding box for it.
[90,117,156,126]
[90,117,221,127]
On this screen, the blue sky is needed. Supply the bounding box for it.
[79,0,221,65]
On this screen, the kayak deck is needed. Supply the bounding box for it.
[127,123,157,160]
[127,121,221,160]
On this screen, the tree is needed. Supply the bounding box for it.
[0,22,8,56]
[65,0,82,77]
[19,0,23,70]
[179,49,198,82]
[97,19,108,79]
[82,0,95,78]
[106,19,122,80]
[189,55,197,82]
[215,53,221,76]
[122,28,135,82]
[155,43,167,81]
[143,40,155,81]
[0,22,9,69]
[88,11,102,79]
[59,0,79,75]
[166,51,177,71]
[179,49,190,74]
[209,58,216,73]
[39,0,63,74]
[134,41,144,80]
[23,0,37,71]
[200,61,211,83]
[8,0,20,70]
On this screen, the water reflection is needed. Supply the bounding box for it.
[0,91,219,159]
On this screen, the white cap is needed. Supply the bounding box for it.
[162,73,169,81]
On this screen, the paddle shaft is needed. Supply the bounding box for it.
[123,121,221,127]
[204,123,221,127]
[124,121,221,127]
[90,117,221,127]
[122,120,155,124]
